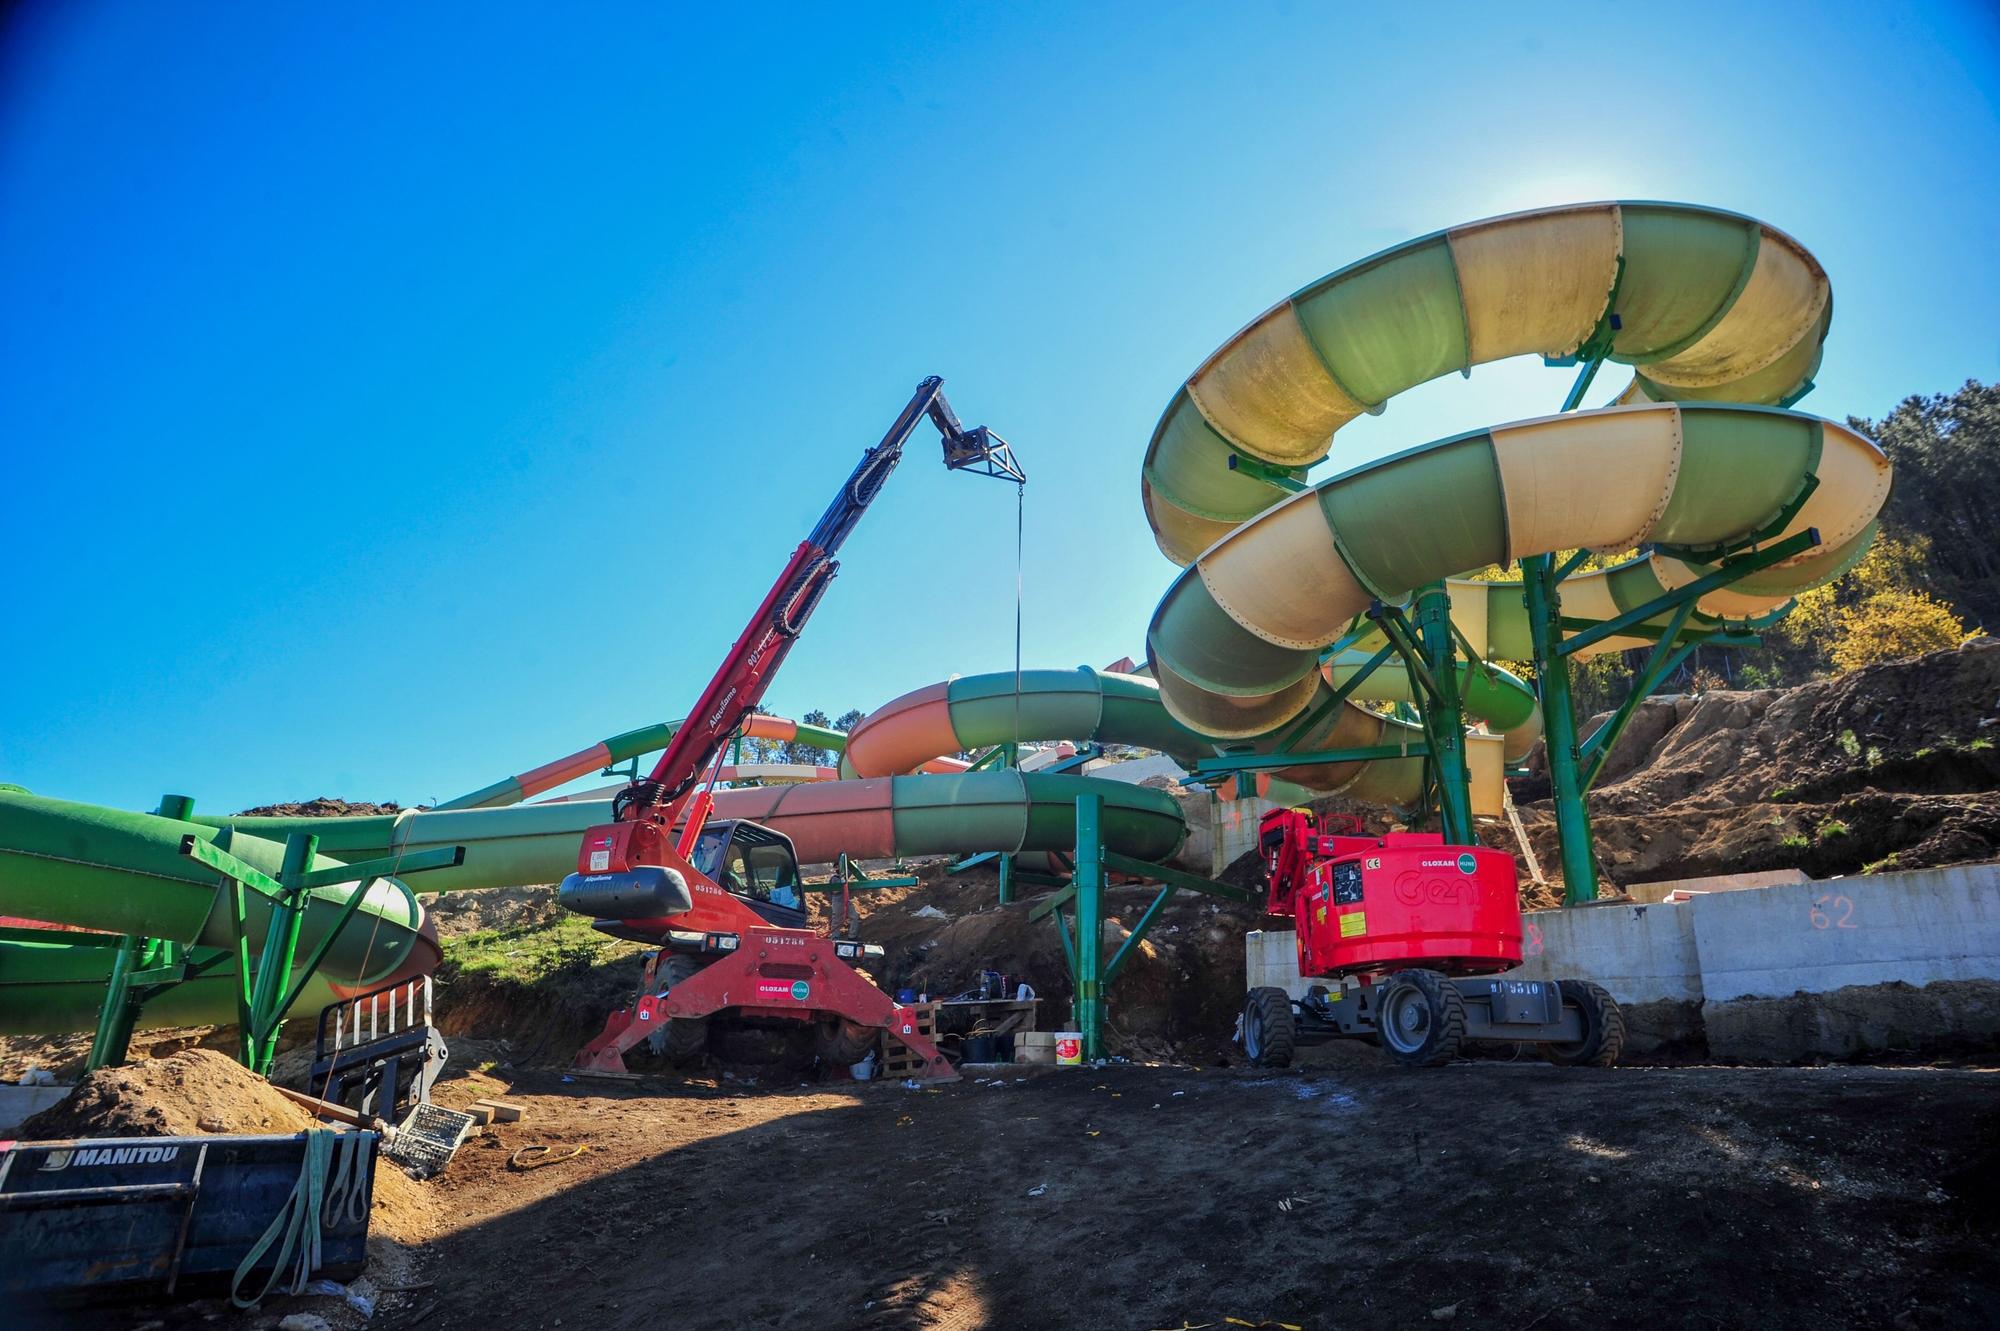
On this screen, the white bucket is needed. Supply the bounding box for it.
[1054,1032,1084,1066]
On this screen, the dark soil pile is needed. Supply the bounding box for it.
[19,1048,315,1139]
[235,797,410,817]
[424,883,568,938]
[1511,642,2000,890]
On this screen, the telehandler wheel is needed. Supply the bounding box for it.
[812,966,883,1066]
[647,954,711,1064]
[1538,979,1626,1068]
[814,1016,880,1066]
[1242,987,1296,1068]
[1375,969,1466,1067]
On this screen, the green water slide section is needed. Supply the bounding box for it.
[0,789,430,1035]
[0,771,1183,1034]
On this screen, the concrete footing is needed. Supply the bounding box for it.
[0,1083,72,1133]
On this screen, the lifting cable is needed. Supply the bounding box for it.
[1012,479,1025,758]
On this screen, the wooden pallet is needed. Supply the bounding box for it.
[878,1001,940,1078]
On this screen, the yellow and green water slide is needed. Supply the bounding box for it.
[1140,201,1889,899]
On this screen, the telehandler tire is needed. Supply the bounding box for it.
[647,954,710,1064]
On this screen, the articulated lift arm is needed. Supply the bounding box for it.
[610,377,1024,838]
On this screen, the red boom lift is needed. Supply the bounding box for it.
[563,378,1025,1080]
[1241,809,1625,1068]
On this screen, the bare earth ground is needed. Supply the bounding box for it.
[216,1058,1998,1331]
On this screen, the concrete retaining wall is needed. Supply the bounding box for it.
[1241,862,2000,1061]
[1691,864,2000,1000]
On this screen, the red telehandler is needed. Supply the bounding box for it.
[1241,809,1624,1068]
[562,378,1024,1080]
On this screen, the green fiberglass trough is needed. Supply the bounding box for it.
[0,773,1185,1035]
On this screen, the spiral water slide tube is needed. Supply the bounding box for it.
[1139,202,1887,807]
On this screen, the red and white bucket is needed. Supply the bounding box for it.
[1054,1032,1083,1066]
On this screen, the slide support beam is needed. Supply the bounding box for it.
[1073,794,1104,1061]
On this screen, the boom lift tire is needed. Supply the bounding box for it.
[1242,986,1297,1069]
[646,954,711,1065]
[1376,969,1466,1067]
[1537,979,1625,1068]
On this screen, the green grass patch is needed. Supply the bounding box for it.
[1837,729,1861,758]
[1779,833,1810,850]
[1817,820,1849,840]
[1861,855,1900,875]
[439,913,645,987]
[1766,786,1797,802]
[1971,737,1995,753]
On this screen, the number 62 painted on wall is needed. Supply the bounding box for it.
[1810,894,1857,929]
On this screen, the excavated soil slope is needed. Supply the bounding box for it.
[1511,641,2000,889]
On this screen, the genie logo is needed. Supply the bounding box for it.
[1395,875,1471,906]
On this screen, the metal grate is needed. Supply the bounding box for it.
[386,1103,478,1178]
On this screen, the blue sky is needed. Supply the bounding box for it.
[3,2,1997,811]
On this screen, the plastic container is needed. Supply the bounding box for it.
[1015,1032,1056,1065]
[1054,1032,1083,1066]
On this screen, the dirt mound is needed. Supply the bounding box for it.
[20,1049,315,1140]
[424,883,565,938]
[235,797,410,817]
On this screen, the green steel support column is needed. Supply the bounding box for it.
[1103,885,1178,985]
[1523,551,1600,905]
[1524,353,1612,906]
[1073,793,1104,1061]
[1412,582,1474,844]
[241,832,318,1074]
[86,934,149,1071]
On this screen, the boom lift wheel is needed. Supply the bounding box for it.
[1242,987,1296,1069]
[1375,969,1465,1067]
[1537,979,1625,1068]
[647,954,711,1064]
